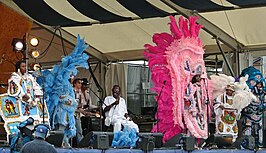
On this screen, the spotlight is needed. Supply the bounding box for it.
[12,38,26,52]
[31,50,40,58]
[33,63,41,71]
[30,38,39,47]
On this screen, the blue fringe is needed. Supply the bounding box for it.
[111,126,139,148]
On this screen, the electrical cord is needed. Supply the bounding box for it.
[88,63,99,83]
[37,28,59,59]
[145,139,155,153]
[58,28,67,56]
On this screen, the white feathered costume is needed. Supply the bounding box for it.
[210,74,256,141]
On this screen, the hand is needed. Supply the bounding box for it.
[124,113,131,121]
[114,100,119,105]
[113,97,120,106]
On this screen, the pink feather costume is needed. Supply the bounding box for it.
[144,16,212,142]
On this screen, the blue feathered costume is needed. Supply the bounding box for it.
[39,35,89,147]
[240,66,266,148]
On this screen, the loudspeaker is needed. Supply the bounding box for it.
[0,123,6,141]
[163,134,195,151]
[233,135,255,150]
[139,135,155,152]
[183,136,195,151]
[19,126,34,139]
[78,131,113,149]
[163,133,185,148]
[46,130,64,147]
[203,134,233,148]
[138,133,163,148]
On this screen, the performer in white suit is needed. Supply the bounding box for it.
[103,85,139,132]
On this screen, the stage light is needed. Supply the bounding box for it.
[31,50,40,58]
[12,38,26,52]
[30,38,39,47]
[33,63,41,71]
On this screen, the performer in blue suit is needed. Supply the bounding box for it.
[240,66,266,148]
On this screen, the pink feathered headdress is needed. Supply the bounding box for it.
[145,16,211,142]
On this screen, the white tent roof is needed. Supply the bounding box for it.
[2,0,266,62]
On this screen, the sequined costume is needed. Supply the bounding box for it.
[240,66,266,148]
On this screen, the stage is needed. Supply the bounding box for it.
[1,148,266,153]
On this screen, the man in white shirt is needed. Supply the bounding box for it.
[103,85,139,132]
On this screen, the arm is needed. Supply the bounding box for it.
[103,98,119,113]
[75,107,87,115]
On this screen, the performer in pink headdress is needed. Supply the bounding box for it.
[144,16,212,142]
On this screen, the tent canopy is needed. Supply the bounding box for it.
[3,0,266,62]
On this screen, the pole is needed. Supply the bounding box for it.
[156,80,166,132]
[37,66,46,124]
[87,85,106,131]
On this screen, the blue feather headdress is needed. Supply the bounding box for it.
[38,35,89,137]
[240,66,266,91]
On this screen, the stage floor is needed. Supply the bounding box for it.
[1,148,266,153]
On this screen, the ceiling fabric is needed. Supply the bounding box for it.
[227,0,266,7]
[171,0,233,12]
[8,0,266,61]
[67,0,131,23]
[14,0,266,27]
[117,0,171,18]
[13,0,91,26]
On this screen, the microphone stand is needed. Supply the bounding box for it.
[86,85,106,132]
[156,80,166,132]
[87,63,106,131]
[38,66,46,124]
[203,78,210,138]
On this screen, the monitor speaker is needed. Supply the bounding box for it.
[138,133,163,148]
[138,135,155,152]
[183,136,196,151]
[46,130,64,147]
[163,133,185,148]
[233,135,255,150]
[203,134,233,148]
[163,133,195,151]
[78,131,113,149]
